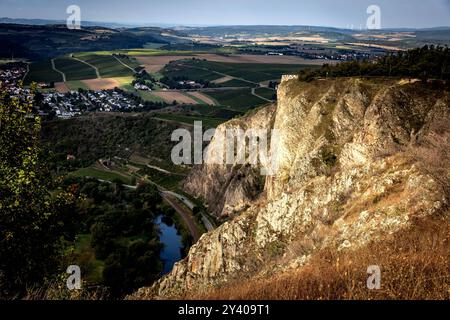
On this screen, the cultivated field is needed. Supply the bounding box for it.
[136,53,327,73]
[75,55,134,78]
[193,53,331,64]
[54,57,97,81]
[24,60,63,84]
[135,55,194,72]
[186,92,218,106]
[151,91,199,104]
[163,59,315,83]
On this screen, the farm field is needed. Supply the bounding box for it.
[162,62,222,82]
[176,60,314,83]
[206,89,268,111]
[151,91,199,105]
[185,91,218,105]
[24,60,63,84]
[54,57,97,81]
[74,54,135,78]
[190,53,331,65]
[136,52,326,74]
[120,85,165,103]
[54,76,135,92]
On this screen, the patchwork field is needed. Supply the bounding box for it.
[75,55,134,78]
[136,53,329,73]
[186,92,218,106]
[163,59,315,83]
[53,57,97,81]
[162,62,223,82]
[192,53,331,65]
[151,91,199,104]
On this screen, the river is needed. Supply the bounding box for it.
[155,215,183,274]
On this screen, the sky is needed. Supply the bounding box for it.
[1,0,450,28]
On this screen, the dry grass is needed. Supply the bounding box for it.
[22,279,109,300]
[191,218,450,300]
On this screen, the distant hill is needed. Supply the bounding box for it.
[0,23,187,60]
[0,17,143,29]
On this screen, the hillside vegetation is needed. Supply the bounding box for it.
[299,45,450,82]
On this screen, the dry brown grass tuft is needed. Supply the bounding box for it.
[191,218,450,300]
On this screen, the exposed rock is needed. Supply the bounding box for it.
[129,78,450,300]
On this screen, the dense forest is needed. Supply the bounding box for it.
[298,45,450,82]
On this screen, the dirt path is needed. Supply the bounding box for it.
[162,193,201,241]
[112,55,136,73]
[72,56,101,79]
[51,59,66,82]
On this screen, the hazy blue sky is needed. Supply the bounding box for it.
[1,0,450,28]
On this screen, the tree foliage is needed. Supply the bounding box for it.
[299,45,450,82]
[0,85,78,297]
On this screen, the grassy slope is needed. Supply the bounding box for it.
[78,55,134,78]
[191,219,450,300]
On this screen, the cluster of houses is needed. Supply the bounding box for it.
[41,92,86,118]
[86,90,143,112]
[41,89,144,117]
[1,64,145,118]
[0,66,27,84]
[0,65,35,101]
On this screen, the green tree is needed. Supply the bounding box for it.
[0,85,76,297]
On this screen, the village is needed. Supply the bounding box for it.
[0,63,150,119]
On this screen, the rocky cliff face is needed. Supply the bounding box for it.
[130,78,450,299]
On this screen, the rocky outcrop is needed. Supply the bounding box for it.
[130,78,450,299]
[183,105,276,218]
